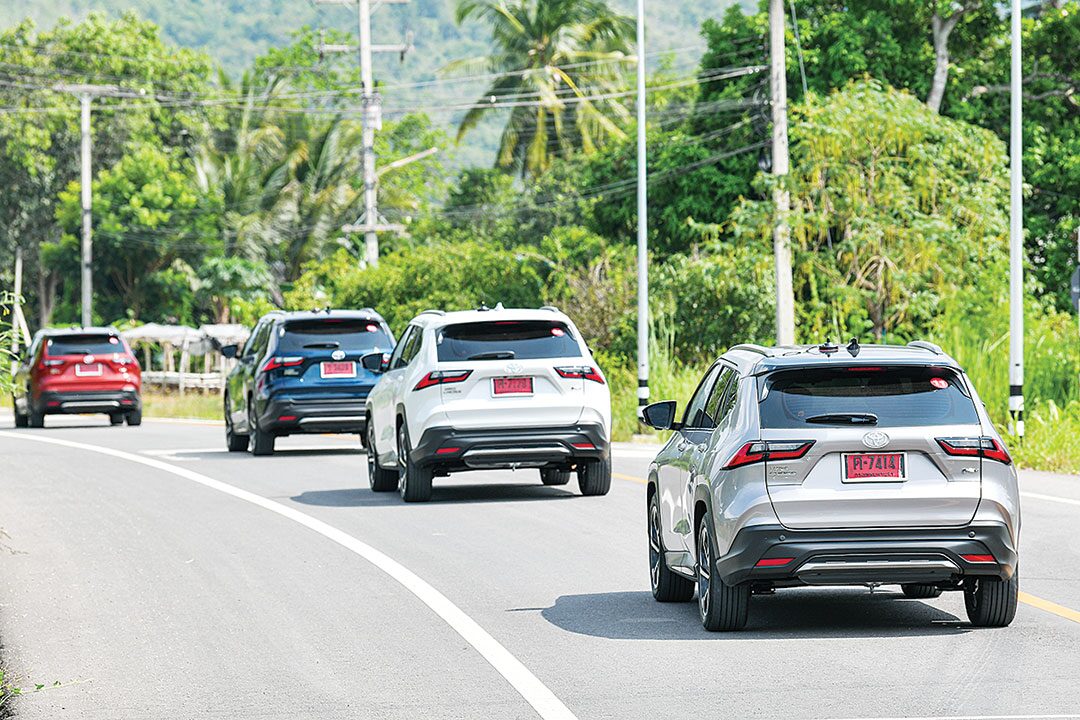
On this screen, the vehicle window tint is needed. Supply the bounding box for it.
[390,326,419,370]
[683,365,722,429]
[759,366,980,429]
[717,374,740,427]
[241,322,263,357]
[277,319,392,354]
[702,368,734,429]
[46,334,122,356]
[251,323,272,357]
[436,321,581,362]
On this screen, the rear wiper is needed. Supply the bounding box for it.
[468,350,516,360]
[303,342,340,349]
[805,413,879,425]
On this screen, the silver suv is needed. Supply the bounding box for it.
[642,340,1020,631]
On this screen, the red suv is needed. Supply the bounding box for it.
[12,327,142,428]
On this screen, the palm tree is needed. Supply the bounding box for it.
[447,0,635,176]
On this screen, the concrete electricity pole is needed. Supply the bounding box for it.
[51,83,144,326]
[318,0,412,268]
[1008,0,1025,437]
[769,0,795,345]
[635,0,649,414]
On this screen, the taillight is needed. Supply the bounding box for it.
[40,359,64,368]
[961,554,996,563]
[261,356,304,372]
[723,440,814,469]
[755,557,794,568]
[414,370,472,391]
[555,366,605,384]
[936,437,1012,465]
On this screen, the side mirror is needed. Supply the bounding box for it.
[361,352,389,373]
[220,344,239,359]
[641,400,679,431]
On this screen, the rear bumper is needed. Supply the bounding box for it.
[37,390,140,415]
[716,523,1017,587]
[260,395,369,435]
[412,424,609,473]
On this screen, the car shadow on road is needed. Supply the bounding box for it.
[291,484,577,507]
[540,589,971,640]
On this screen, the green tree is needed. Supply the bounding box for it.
[448,0,635,176]
[729,80,1010,341]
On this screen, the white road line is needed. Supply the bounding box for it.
[1021,491,1080,508]
[0,431,577,720]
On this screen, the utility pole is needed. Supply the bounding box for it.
[1008,0,1024,438]
[318,0,412,268]
[51,83,145,327]
[770,0,795,345]
[635,0,649,415]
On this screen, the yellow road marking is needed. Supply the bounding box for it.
[1019,592,1080,624]
[612,469,1080,625]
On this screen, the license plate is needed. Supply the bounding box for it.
[843,452,906,481]
[75,363,102,377]
[320,361,356,378]
[493,377,533,395]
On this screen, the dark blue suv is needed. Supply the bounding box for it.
[221,309,395,455]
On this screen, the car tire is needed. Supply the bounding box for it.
[248,400,274,456]
[901,583,943,599]
[649,491,695,602]
[367,421,398,492]
[225,403,248,452]
[577,455,611,496]
[540,468,571,486]
[126,408,142,426]
[397,422,432,503]
[28,406,44,428]
[697,511,751,631]
[964,573,1018,628]
[13,398,28,428]
[110,413,125,426]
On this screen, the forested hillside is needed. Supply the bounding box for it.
[0,0,746,79]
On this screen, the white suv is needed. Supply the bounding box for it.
[364,306,612,502]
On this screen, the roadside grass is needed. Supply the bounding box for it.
[141,390,220,421]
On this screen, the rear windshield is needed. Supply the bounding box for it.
[277,319,392,353]
[759,366,980,429]
[436,321,582,362]
[46,334,123,356]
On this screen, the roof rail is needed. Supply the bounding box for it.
[418,309,445,317]
[907,340,943,355]
[730,343,774,357]
[540,305,560,313]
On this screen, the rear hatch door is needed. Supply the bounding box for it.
[434,319,592,429]
[759,365,982,529]
[266,318,393,401]
[42,333,133,391]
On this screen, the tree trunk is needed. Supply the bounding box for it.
[927,12,959,113]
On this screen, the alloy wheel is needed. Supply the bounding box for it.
[648,500,663,591]
[698,523,711,621]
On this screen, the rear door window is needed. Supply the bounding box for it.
[436,321,581,362]
[759,366,980,429]
[46,334,122,356]
[277,318,392,354]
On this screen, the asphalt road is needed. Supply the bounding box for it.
[1,416,1079,720]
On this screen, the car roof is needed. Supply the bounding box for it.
[36,326,121,337]
[261,308,386,324]
[410,307,573,329]
[722,342,963,375]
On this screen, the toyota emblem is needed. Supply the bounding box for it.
[332,350,346,361]
[862,431,890,449]
[504,362,524,375]
[84,355,95,364]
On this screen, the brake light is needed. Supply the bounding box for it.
[723,440,814,469]
[414,370,472,390]
[961,554,996,563]
[755,557,794,567]
[936,437,1012,465]
[555,366,605,384]
[261,356,304,372]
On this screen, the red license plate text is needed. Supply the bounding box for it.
[493,377,533,395]
[844,453,905,480]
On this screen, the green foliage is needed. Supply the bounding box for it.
[0,292,17,393]
[730,80,1010,341]
[449,0,635,176]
